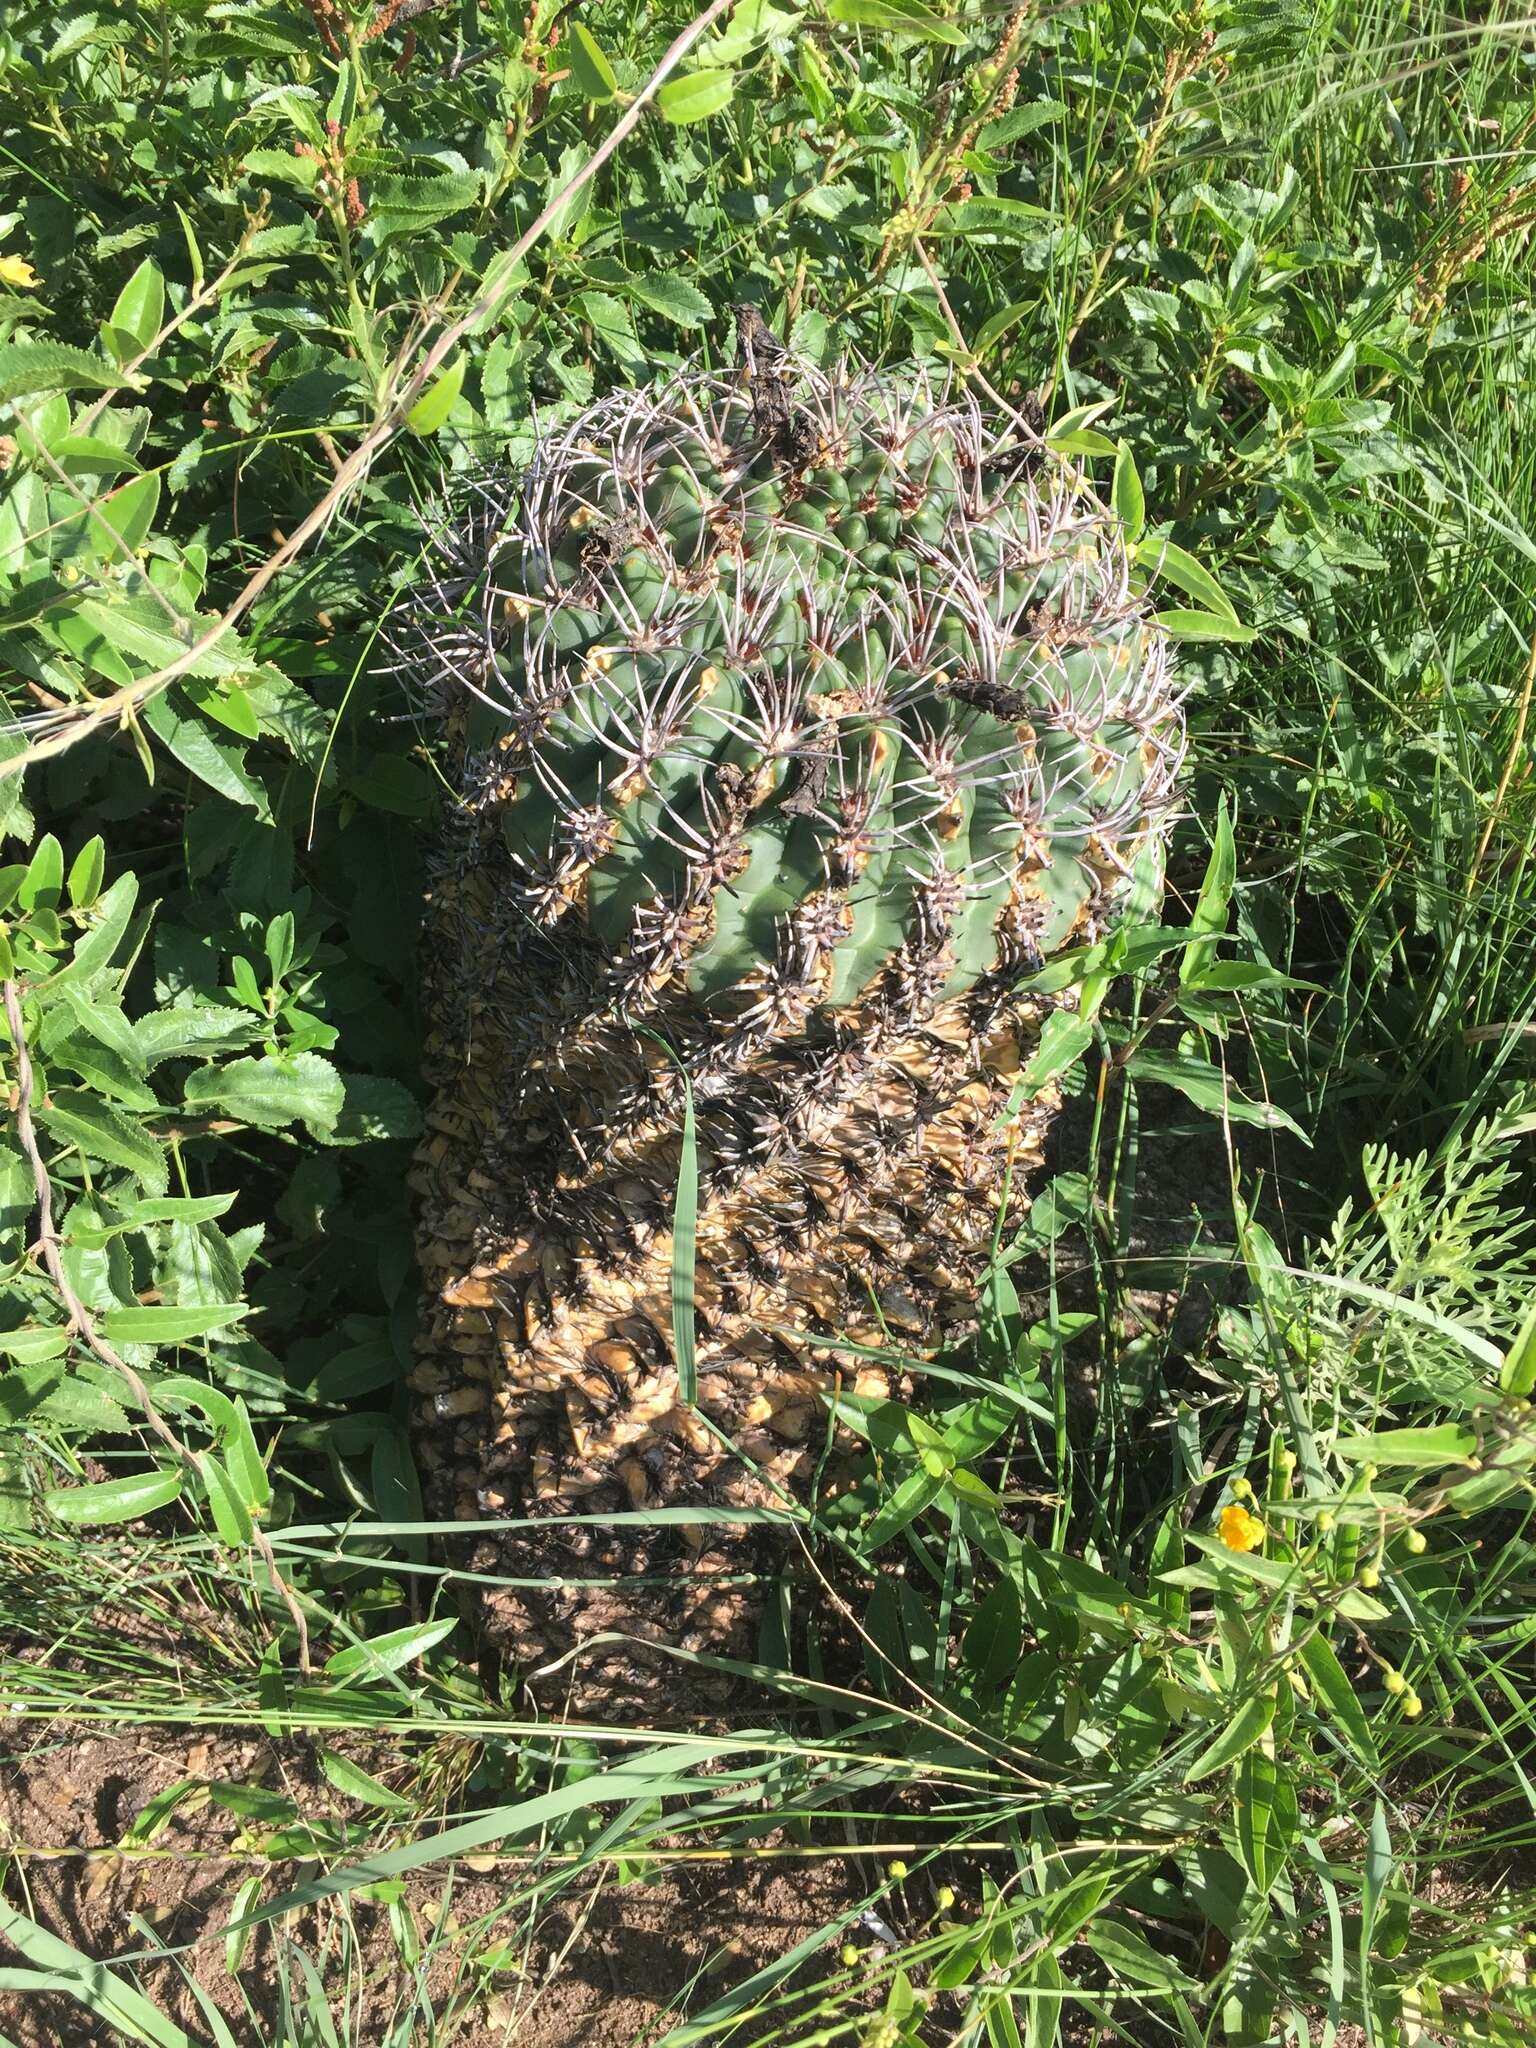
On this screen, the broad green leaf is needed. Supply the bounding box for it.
[324,1617,457,1681]
[101,1302,248,1344]
[317,1749,414,1810]
[405,355,465,436]
[18,833,63,910]
[1182,797,1234,986]
[1124,1048,1307,1139]
[1137,534,1239,619]
[1111,442,1145,544]
[1153,608,1257,644]
[142,689,271,816]
[657,69,736,122]
[195,1451,253,1544]
[1500,1303,1536,1397]
[36,1089,167,1192]
[47,870,138,988]
[961,1578,1023,1691]
[183,1051,344,1135]
[1083,1918,1197,1991]
[0,342,121,402]
[827,0,966,45]
[108,258,166,356]
[1332,1424,1478,1469]
[45,1467,184,1526]
[1013,1009,1095,1103]
[1297,1630,1378,1769]
[568,22,617,99]
[1183,1693,1275,1782]
[1235,1749,1298,1895]
[66,837,106,909]
[623,273,713,328]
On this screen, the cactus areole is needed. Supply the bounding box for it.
[401,353,1184,1694]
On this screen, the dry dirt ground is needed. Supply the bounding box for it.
[0,1727,880,2046]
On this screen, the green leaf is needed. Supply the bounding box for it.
[961,1578,1023,1691]
[405,355,465,437]
[0,342,121,403]
[1137,534,1239,620]
[195,1451,253,1544]
[101,1302,248,1344]
[317,1749,413,1810]
[1111,442,1145,544]
[1235,1750,1299,1896]
[657,70,737,123]
[324,1617,457,1682]
[66,837,106,909]
[1183,1693,1275,1782]
[18,833,64,910]
[48,870,138,988]
[45,1467,184,1526]
[1332,1424,1478,1470]
[672,1063,699,1407]
[1123,1048,1307,1139]
[36,1089,167,1192]
[1083,1918,1197,1991]
[183,1051,344,1135]
[826,0,966,44]
[1181,797,1234,987]
[568,22,618,99]
[108,258,166,356]
[623,273,714,329]
[1153,607,1258,644]
[1499,1302,1536,1398]
[142,689,271,817]
[1013,1009,1095,1102]
[1297,1630,1378,1770]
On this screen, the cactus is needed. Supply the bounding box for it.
[399,352,1183,1692]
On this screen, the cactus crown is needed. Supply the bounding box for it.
[398,355,1183,1036]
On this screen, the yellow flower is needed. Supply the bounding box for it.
[1219,1503,1265,1553]
[0,256,37,290]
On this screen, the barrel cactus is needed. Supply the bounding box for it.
[399,343,1183,1687]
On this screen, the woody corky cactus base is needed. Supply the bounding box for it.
[396,347,1184,1699]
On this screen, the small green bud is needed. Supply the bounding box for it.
[1404,1528,1427,1555]
[1383,1667,1407,1695]
[935,1885,956,1910]
[1360,1564,1381,1589]
[1315,1510,1335,1533]
[1402,1692,1424,1720]
[840,1943,860,1967]
[887,1858,909,1880]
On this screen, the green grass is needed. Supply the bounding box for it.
[0,1,1534,2042]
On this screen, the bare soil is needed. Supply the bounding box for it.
[0,1727,875,2046]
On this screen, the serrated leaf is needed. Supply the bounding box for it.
[101,1302,248,1344]
[0,341,122,402]
[36,1089,167,1193]
[45,1466,184,1525]
[47,870,138,989]
[142,689,271,816]
[622,273,713,329]
[184,1051,344,1135]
